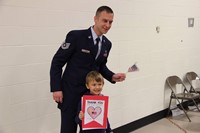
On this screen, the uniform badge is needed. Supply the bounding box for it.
[61,42,70,49]
[103,50,108,57]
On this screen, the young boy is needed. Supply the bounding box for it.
[75,71,114,133]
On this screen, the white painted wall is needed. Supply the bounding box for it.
[0,0,200,133]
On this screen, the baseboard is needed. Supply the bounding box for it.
[113,109,168,133]
[113,99,200,133]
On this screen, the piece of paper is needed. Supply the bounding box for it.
[170,105,184,117]
[82,95,109,130]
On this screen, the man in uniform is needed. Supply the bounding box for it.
[50,5,126,133]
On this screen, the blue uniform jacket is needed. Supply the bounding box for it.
[50,27,115,110]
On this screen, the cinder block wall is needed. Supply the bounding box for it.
[0,0,200,133]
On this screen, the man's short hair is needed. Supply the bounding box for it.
[96,6,114,16]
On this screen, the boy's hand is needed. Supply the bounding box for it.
[79,111,84,119]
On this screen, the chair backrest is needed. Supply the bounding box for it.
[166,75,187,92]
[186,71,200,93]
[186,71,198,82]
[166,75,182,86]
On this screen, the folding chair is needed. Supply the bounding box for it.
[166,75,200,122]
[186,71,200,94]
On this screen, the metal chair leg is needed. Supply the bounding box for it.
[167,97,172,116]
[177,99,191,122]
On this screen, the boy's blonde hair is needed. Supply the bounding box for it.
[86,71,104,85]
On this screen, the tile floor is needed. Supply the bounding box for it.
[130,111,200,133]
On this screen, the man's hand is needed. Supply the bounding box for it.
[53,91,63,103]
[112,73,126,82]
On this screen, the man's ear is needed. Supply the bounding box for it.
[94,16,98,23]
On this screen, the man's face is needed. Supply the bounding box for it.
[94,11,114,36]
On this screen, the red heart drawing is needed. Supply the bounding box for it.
[87,106,102,119]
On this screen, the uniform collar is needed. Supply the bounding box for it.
[90,26,102,42]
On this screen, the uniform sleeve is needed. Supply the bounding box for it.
[99,41,115,84]
[50,31,77,92]
[100,64,115,84]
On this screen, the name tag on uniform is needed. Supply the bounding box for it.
[81,49,90,53]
